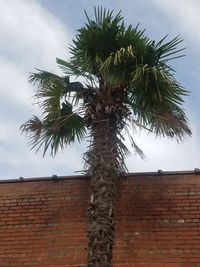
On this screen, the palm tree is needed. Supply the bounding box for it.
[21,7,191,267]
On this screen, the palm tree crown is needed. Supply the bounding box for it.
[21,7,191,158]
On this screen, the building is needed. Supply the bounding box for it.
[1,170,200,267]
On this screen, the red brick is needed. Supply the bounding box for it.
[0,174,200,266]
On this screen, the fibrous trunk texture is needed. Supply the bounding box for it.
[87,116,121,267]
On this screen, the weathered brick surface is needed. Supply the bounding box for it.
[0,173,200,266]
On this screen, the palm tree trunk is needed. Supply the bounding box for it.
[87,116,121,267]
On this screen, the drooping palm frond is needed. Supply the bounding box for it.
[20,116,42,141]
[21,109,86,157]
[21,69,88,156]
[127,94,191,141]
[153,110,189,140]
[123,125,145,159]
[127,72,191,140]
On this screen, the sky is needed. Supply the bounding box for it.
[0,0,200,179]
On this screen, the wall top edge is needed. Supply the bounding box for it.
[0,169,200,184]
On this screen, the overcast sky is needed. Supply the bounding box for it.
[0,0,200,179]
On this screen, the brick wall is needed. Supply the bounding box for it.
[0,173,200,267]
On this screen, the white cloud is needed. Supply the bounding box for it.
[152,0,200,45]
[0,0,69,68]
[0,0,83,179]
[0,58,31,110]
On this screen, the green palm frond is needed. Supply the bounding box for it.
[30,70,66,113]
[68,8,151,83]
[155,35,185,61]
[22,69,89,156]
[56,58,84,76]
[127,98,191,140]
[21,110,86,157]
[30,69,87,114]
[122,31,191,141]
[29,69,62,85]
[69,7,125,75]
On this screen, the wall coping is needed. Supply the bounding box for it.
[0,169,200,184]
